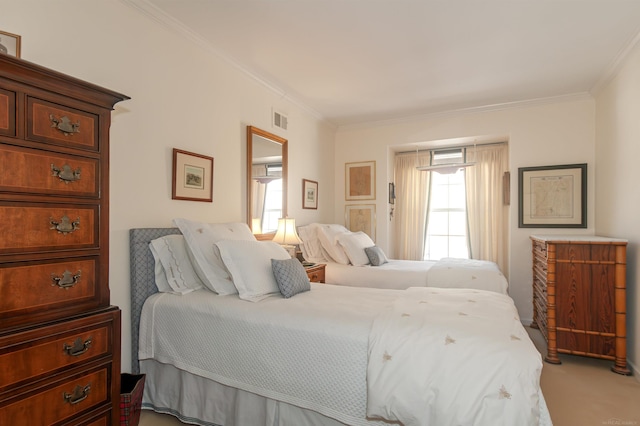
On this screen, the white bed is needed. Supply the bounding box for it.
[130,226,550,426]
[324,257,509,293]
[298,223,509,294]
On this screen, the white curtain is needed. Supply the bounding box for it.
[464,143,509,275]
[394,151,431,260]
[251,165,267,227]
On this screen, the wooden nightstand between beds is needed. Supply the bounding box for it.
[304,264,326,283]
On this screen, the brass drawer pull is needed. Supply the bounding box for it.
[50,215,80,234]
[50,114,80,136]
[51,269,81,289]
[63,337,92,356]
[51,163,81,183]
[63,384,91,405]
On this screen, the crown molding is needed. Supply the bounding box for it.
[590,29,640,96]
[338,92,594,131]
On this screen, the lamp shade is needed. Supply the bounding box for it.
[251,218,262,234]
[272,218,302,245]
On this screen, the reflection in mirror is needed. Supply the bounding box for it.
[247,126,287,237]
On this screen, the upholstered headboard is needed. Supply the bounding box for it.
[129,227,181,373]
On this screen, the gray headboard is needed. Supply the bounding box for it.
[129,227,181,373]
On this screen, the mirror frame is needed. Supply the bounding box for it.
[246,125,288,239]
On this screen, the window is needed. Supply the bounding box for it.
[261,165,282,233]
[423,151,469,260]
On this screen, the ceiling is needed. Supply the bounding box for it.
[129,0,640,127]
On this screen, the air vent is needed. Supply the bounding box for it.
[273,110,288,131]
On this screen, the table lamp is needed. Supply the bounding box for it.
[272,217,301,258]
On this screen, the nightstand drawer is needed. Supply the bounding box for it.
[0,310,115,391]
[0,144,99,197]
[305,264,325,283]
[27,96,99,152]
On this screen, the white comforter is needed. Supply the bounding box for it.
[367,287,543,426]
[139,284,549,426]
[325,257,509,294]
[325,259,435,289]
[425,257,509,294]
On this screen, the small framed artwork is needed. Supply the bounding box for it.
[345,160,375,200]
[518,163,587,228]
[0,30,21,58]
[172,148,214,202]
[345,204,376,241]
[388,182,395,204]
[302,179,318,209]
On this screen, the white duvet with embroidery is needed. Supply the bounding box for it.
[367,287,544,426]
[426,257,509,294]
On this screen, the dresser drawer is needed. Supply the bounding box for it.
[0,144,99,197]
[62,407,112,426]
[0,365,109,425]
[27,96,99,152]
[0,310,115,391]
[0,203,98,254]
[0,257,100,321]
[0,88,16,137]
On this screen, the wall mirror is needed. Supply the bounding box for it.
[246,125,288,238]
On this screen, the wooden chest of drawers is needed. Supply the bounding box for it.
[0,55,129,424]
[530,235,629,375]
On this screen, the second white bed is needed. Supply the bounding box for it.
[324,257,509,294]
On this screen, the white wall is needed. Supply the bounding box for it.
[334,97,597,322]
[594,41,640,375]
[1,0,335,372]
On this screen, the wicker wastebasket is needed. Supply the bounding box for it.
[120,373,146,426]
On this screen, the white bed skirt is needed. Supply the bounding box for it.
[141,359,552,426]
[141,359,349,426]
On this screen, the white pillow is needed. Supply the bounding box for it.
[337,231,375,266]
[316,224,350,264]
[173,218,256,295]
[215,240,290,302]
[149,235,204,294]
[297,223,326,262]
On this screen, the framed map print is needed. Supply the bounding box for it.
[345,204,376,241]
[518,163,586,228]
[345,161,375,200]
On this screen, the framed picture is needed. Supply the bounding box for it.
[345,160,375,200]
[302,179,318,209]
[0,30,21,58]
[345,204,376,241]
[518,163,587,228]
[172,148,214,202]
[388,182,395,204]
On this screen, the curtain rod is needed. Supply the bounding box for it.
[396,140,507,155]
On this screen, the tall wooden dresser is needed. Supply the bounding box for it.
[530,235,630,375]
[0,55,129,424]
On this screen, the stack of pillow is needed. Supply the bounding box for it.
[297,223,389,267]
[149,218,310,301]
